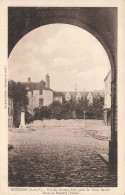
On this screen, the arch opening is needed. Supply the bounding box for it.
[8,22,117,186]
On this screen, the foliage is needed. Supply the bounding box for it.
[34,97,104,120]
[8,80,29,127]
[25,111,34,124]
[8,79,104,125]
[86,96,104,119]
[74,99,88,119]
[34,106,51,120]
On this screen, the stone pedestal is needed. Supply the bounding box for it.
[19,112,26,129]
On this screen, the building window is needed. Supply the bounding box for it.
[40,90,42,95]
[65,93,71,101]
[76,92,81,101]
[39,98,43,106]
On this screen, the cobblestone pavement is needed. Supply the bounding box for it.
[84,120,111,141]
[8,121,117,187]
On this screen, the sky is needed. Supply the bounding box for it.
[8,24,110,91]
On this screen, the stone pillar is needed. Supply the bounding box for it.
[109,79,117,171]
[19,112,26,129]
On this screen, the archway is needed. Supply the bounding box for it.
[8,7,117,171]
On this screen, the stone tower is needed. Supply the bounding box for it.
[45,73,50,89]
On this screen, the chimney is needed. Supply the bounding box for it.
[28,78,31,83]
[45,73,50,89]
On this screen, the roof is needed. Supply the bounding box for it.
[23,80,46,91]
[23,80,104,99]
[35,80,46,90]
[54,90,104,99]
[54,92,64,97]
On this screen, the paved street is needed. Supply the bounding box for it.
[8,120,117,187]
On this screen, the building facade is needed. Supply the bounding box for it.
[8,98,14,128]
[24,74,104,115]
[104,70,111,125]
[25,75,53,114]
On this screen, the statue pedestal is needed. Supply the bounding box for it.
[19,112,26,129]
[19,124,26,129]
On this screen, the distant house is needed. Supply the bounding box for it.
[8,98,14,128]
[22,74,104,115]
[23,75,53,115]
[104,70,111,125]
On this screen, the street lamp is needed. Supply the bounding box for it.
[84,110,86,121]
[84,110,86,127]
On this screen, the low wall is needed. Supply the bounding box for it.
[31,119,104,127]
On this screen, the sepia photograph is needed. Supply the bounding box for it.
[7,7,118,188]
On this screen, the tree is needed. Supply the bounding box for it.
[25,111,34,124]
[75,98,88,119]
[86,96,104,119]
[49,101,62,119]
[8,80,29,127]
[34,106,51,120]
[60,100,73,119]
[33,96,104,120]
[92,96,104,119]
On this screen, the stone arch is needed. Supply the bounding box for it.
[9,18,115,75]
[8,7,117,169]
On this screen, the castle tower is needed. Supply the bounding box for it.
[45,73,50,89]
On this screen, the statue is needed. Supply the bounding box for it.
[19,108,26,129]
